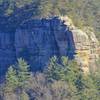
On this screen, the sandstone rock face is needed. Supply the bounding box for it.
[0,16,99,77]
[61,16,100,73]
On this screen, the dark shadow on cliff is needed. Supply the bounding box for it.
[0,15,76,80]
[66,30,76,59]
[15,17,76,72]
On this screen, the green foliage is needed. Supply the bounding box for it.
[0,0,99,40]
[17,58,31,89]
[44,56,64,80]
[91,71,100,99]
[37,0,53,18]
[44,56,100,100]
[44,56,80,81]
[44,56,80,98]
[5,58,31,92]
[75,74,99,100]
[4,58,31,100]
[2,56,100,100]
[1,0,33,15]
[6,66,19,91]
[96,57,100,72]
[18,58,30,78]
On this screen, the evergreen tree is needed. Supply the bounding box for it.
[44,56,100,99]
[44,56,62,81]
[44,56,79,98]
[3,56,100,100]
[5,58,31,99]
[17,58,31,89]
[6,66,18,91]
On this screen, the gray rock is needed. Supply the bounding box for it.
[15,18,75,71]
[0,16,99,77]
[0,17,75,77]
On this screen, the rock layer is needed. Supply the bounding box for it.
[15,18,75,71]
[61,16,99,73]
[0,16,99,77]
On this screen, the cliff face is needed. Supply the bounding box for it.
[15,18,75,71]
[0,32,16,76]
[0,17,76,76]
[0,16,99,77]
[61,16,99,73]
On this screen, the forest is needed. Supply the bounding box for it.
[0,57,100,100]
[0,0,100,100]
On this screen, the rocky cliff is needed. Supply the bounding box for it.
[61,16,100,73]
[0,16,99,77]
[15,18,76,72]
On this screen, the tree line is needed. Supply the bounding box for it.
[0,56,100,100]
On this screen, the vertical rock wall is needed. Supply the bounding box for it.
[0,32,16,76]
[0,16,99,78]
[15,18,75,71]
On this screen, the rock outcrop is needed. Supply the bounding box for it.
[0,16,99,77]
[61,16,100,73]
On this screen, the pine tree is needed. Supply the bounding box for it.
[44,56,64,81]
[5,58,31,99]
[17,58,31,89]
[6,66,18,91]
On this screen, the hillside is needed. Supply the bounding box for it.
[0,1,100,100]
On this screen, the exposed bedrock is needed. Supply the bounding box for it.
[0,16,99,78]
[15,18,75,71]
[0,17,75,77]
